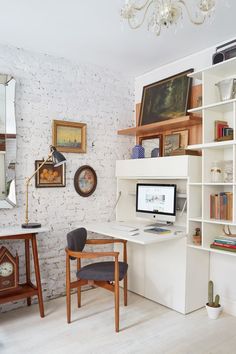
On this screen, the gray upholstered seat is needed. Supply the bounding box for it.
[77,261,128,281]
[67,228,128,282]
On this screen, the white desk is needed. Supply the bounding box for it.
[76,221,203,314]
[78,221,186,245]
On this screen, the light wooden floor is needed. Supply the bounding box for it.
[1,288,236,354]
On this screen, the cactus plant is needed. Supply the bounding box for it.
[208,280,220,308]
[208,280,214,306]
[214,294,220,307]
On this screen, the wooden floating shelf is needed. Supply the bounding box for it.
[118,115,202,137]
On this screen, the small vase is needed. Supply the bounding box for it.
[131,145,145,159]
[206,303,222,319]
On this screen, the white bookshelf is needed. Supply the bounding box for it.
[187,57,236,255]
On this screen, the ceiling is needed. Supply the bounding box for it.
[0,0,235,76]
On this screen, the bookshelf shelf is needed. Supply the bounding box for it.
[189,217,202,222]
[203,183,234,186]
[203,219,234,225]
[188,98,236,114]
[189,183,235,186]
[187,245,236,257]
[188,140,235,150]
[188,57,236,81]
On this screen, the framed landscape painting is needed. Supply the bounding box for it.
[53,120,87,153]
[139,69,193,126]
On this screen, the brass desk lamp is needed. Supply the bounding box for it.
[22,146,66,229]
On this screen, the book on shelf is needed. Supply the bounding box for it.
[210,192,233,221]
[210,243,236,253]
[212,242,236,249]
[214,238,236,245]
[214,120,234,141]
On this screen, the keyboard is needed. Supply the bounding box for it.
[111,224,139,232]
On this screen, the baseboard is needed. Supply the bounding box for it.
[221,296,236,316]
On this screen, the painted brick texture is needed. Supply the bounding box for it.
[0,44,134,312]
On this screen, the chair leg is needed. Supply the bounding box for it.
[66,255,71,324]
[77,259,81,308]
[114,259,119,333]
[124,275,128,306]
[66,287,71,324]
[77,286,81,308]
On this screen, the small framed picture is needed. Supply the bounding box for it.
[35,160,66,188]
[139,135,162,157]
[172,129,189,149]
[53,120,87,153]
[74,165,97,197]
[163,134,180,156]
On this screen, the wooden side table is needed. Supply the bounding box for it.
[0,227,48,317]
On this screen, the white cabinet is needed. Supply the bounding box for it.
[116,156,209,314]
[116,156,201,181]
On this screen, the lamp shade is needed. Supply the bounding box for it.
[50,146,66,167]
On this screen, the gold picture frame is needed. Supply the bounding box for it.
[163,133,180,156]
[139,69,193,126]
[53,120,87,153]
[35,160,66,188]
[172,129,189,149]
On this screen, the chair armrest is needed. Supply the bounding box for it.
[65,247,119,259]
[86,239,127,245]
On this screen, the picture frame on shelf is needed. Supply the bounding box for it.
[172,129,189,149]
[0,134,5,151]
[74,165,97,197]
[139,135,162,158]
[52,120,87,153]
[139,69,193,126]
[35,160,66,188]
[163,133,180,156]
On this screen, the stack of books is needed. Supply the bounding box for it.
[215,120,233,141]
[210,236,236,253]
[210,192,233,220]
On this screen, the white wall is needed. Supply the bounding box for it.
[135,37,236,316]
[0,44,134,312]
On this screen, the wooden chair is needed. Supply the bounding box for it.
[65,228,128,332]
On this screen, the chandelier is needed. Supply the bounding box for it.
[121,0,217,36]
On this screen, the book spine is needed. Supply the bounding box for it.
[213,242,236,249]
[214,239,236,245]
[210,244,236,253]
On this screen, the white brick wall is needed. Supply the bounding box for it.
[0,44,134,311]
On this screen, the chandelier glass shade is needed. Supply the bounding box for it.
[121,0,217,36]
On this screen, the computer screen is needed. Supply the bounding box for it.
[136,184,176,223]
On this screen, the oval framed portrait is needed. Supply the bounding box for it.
[74,165,97,197]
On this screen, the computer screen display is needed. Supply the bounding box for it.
[136,184,176,216]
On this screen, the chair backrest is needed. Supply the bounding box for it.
[67,228,87,259]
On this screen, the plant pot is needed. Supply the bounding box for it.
[193,235,201,246]
[206,303,222,319]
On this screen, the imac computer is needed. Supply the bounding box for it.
[136,183,177,225]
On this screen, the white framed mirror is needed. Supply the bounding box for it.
[0,74,16,208]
